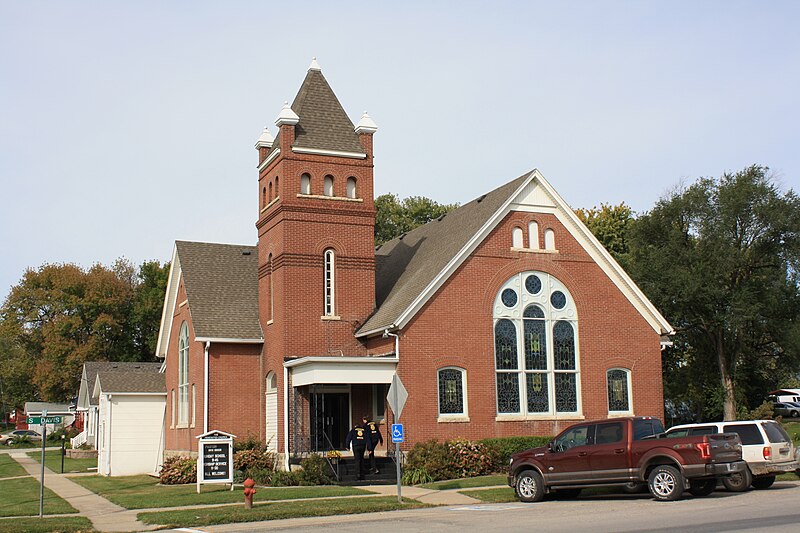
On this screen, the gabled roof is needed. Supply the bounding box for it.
[78,362,162,407]
[287,68,364,154]
[94,370,166,396]
[155,241,262,358]
[25,402,72,415]
[357,169,674,338]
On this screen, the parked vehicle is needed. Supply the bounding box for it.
[0,429,42,445]
[772,403,800,418]
[508,417,746,502]
[665,420,798,491]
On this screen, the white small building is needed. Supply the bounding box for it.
[94,370,166,476]
[24,402,75,434]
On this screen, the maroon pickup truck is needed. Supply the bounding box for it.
[508,417,746,502]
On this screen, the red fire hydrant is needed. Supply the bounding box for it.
[243,478,256,509]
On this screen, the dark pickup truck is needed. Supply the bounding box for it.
[509,416,746,502]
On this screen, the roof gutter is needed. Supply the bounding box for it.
[194,337,263,344]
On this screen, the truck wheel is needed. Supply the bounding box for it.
[648,465,685,501]
[621,482,647,494]
[688,479,716,497]
[515,469,545,503]
[722,467,752,492]
[751,475,776,490]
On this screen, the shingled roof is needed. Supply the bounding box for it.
[95,370,166,395]
[80,362,162,407]
[176,241,262,341]
[357,174,529,336]
[277,68,364,154]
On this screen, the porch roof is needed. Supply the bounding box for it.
[284,356,399,387]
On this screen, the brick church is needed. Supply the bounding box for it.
[155,60,673,465]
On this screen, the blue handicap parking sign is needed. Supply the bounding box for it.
[391,423,404,443]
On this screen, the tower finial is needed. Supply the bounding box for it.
[254,126,274,150]
[355,111,378,135]
[275,102,300,127]
[309,57,321,71]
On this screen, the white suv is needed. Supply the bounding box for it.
[666,420,798,490]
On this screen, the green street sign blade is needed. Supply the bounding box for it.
[26,416,62,425]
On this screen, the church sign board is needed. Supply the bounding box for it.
[196,430,235,493]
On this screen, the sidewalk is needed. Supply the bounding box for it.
[7,451,156,532]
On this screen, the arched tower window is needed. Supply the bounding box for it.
[544,229,556,250]
[346,177,357,199]
[262,187,266,208]
[268,253,274,322]
[512,227,524,248]
[528,222,540,249]
[268,181,273,203]
[178,322,190,425]
[274,176,279,198]
[323,249,335,316]
[324,175,334,196]
[301,173,311,195]
[493,272,580,417]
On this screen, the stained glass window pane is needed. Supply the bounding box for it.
[523,319,547,370]
[497,373,520,413]
[523,305,544,319]
[525,275,542,295]
[501,288,518,308]
[526,373,549,412]
[494,319,518,370]
[555,373,577,412]
[438,369,464,414]
[554,321,575,370]
[550,291,567,309]
[607,369,629,411]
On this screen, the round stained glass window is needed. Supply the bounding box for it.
[501,288,518,308]
[550,291,567,309]
[525,275,542,295]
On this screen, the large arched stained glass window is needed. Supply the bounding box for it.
[493,272,581,417]
[178,322,189,425]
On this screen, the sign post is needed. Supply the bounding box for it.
[386,374,408,503]
[39,409,47,518]
[196,430,236,493]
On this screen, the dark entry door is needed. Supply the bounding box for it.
[310,392,350,451]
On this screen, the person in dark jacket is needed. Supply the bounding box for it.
[362,415,383,474]
[345,422,370,480]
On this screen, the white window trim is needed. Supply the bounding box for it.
[372,384,386,422]
[178,322,190,426]
[607,367,633,416]
[323,249,335,316]
[437,367,470,422]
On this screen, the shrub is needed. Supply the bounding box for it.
[159,455,197,485]
[234,448,276,474]
[299,454,333,485]
[270,470,303,486]
[447,438,495,478]
[480,436,552,470]
[247,467,274,485]
[748,401,775,420]
[234,434,266,452]
[404,439,455,481]
[401,466,433,485]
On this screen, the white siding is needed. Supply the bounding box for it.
[266,393,278,453]
[102,395,166,476]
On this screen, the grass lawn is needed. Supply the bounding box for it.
[419,474,508,490]
[461,487,517,503]
[0,516,95,533]
[26,450,96,474]
[0,454,26,479]
[0,477,78,517]
[782,420,800,445]
[72,474,370,509]
[138,496,430,527]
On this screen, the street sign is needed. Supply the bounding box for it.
[386,374,408,420]
[27,416,62,425]
[391,423,404,443]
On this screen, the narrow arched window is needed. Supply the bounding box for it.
[544,229,556,250]
[528,222,539,249]
[274,176,279,198]
[262,187,266,208]
[323,249,335,316]
[301,173,311,195]
[324,175,334,196]
[438,367,467,417]
[512,227,523,248]
[268,181,273,203]
[346,177,357,199]
[266,371,278,393]
[607,368,632,414]
[178,322,189,425]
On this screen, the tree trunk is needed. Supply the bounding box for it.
[715,332,737,420]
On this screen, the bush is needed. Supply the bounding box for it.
[401,466,433,485]
[748,401,775,420]
[447,438,495,478]
[404,439,455,481]
[480,436,552,470]
[234,434,266,452]
[270,470,304,486]
[159,455,197,485]
[299,454,333,485]
[234,448,276,474]
[247,467,274,485]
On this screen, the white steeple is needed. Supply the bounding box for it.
[308,57,321,71]
[254,126,274,150]
[275,101,300,127]
[354,111,378,135]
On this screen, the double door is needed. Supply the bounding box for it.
[310,390,350,451]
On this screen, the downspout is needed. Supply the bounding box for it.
[283,365,289,471]
[204,341,210,434]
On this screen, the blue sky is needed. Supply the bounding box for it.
[1,1,798,301]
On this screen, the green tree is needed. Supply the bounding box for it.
[375,194,459,246]
[575,202,634,263]
[627,166,800,421]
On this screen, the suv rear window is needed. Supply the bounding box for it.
[689,426,716,436]
[762,422,791,443]
[722,424,764,445]
[633,418,665,440]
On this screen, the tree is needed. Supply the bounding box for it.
[375,194,459,246]
[575,202,634,263]
[627,166,800,421]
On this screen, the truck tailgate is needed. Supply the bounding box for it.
[708,433,742,463]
